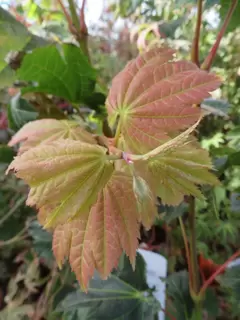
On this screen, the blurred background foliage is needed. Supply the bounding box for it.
[0,0,240,319]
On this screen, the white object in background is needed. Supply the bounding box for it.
[228,258,240,268]
[138,249,167,320]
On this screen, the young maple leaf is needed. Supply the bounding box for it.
[8,119,96,154]
[52,172,144,290]
[7,139,114,228]
[134,140,220,205]
[106,47,221,151]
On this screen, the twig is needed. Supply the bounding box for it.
[199,249,240,296]
[191,0,203,66]
[201,0,238,71]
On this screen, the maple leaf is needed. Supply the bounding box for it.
[133,175,157,229]
[7,139,114,228]
[8,119,96,154]
[53,172,141,290]
[106,47,221,151]
[134,141,220,205]
[53,211,95,290]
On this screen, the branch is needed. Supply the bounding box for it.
[199,249,240,296]
[191,0,203,66]
[201,0,238,71]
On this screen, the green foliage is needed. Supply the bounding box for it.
[18,44,96,103]
[0,0,240,319]
[220,0,240,33]
[0,145,15,164]
[56,273,159,320]
[166,270,194,320]
[8,94,38,131]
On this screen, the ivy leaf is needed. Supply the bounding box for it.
[106,47,221,151]
[166,270,194,320]
[8,119,97,154]
[18,44,96,103]
[135,141,220,205]
[7,94,39,131]
[7,140,114,228]
[52,172,140,290]
[56,273,157,320]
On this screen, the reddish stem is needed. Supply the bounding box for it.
[191,0,203,66]
[80,0,88,35]
[201,0,238,71]
[57,0,76,35]
[199,249,240,296]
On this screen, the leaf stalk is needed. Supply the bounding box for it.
[201,0,238,71]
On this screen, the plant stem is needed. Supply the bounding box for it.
[68,0,80,31]
[188,196,200,296]
[199,249,240,296]
[191,0,203,66]
[201,0,238,71]
[57,0,76,34]
[179,217,193,290]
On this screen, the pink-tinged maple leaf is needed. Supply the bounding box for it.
[106,47,221,151]
[52,172,142,290]
[91,172,140,275]
[7,139,114,228]
[8,119,96,154]
[52,211,95,291]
